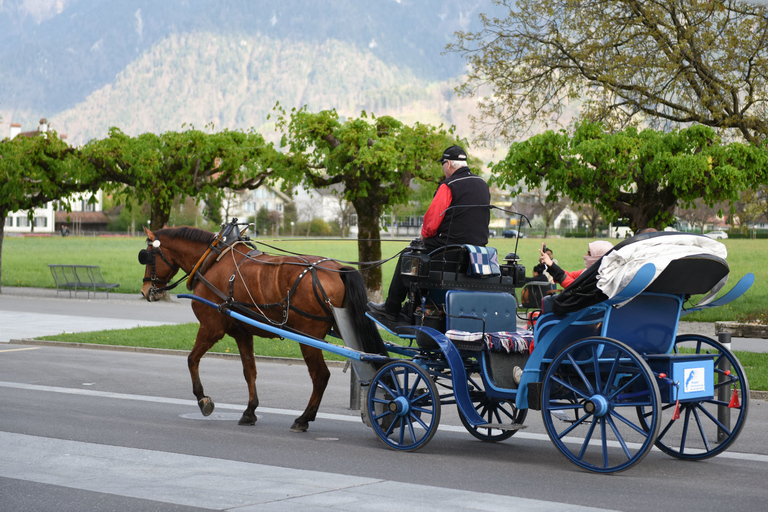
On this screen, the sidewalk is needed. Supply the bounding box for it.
[1,287,765,353]
[0,287,197,343]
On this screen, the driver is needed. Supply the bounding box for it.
[368,144,490,321]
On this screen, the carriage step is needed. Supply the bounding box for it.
[476,422,528,431]
[550,410,591,424]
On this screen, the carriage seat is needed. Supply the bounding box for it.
[415,290,518,351]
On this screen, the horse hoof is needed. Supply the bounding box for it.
[290,421,308,433]
[238,413,257,426]
[198,397,215,416]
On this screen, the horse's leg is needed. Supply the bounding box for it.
[189,323,221,417]
[291,344,331,432]
[232,331,259,425]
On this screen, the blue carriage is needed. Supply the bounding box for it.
[180,219,751,474]
[360,230,752,473]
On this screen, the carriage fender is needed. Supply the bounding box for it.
[413,326,487,427]
[332,307,380,383]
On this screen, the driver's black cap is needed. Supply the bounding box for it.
[438,145,468,164]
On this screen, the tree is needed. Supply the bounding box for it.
[0,131,96,292]
[574,203,603,237]
[450,0,768,145]
[676,198,724,233]
[492,122,768,232]
[82,127,276,229]
[274,107,460,296]
[732,186,768,234]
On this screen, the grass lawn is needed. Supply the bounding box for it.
[2,234,765,322]
[6,232,768,389]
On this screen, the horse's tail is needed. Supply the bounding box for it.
[339,267,388,367]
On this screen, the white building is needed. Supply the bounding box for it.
[293,184,358,237]
[221,186,291,236]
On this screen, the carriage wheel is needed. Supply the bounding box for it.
[458,374,527,442]
[541,337,661,473]
[636,334,749,460]
[367,361,441,451]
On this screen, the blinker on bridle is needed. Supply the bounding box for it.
[139,239,187,294]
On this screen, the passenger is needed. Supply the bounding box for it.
[539,240,613,288]
[368,144,490,321]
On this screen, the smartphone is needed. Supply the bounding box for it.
[542,244,548,254]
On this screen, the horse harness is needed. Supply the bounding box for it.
[141,234,336,326]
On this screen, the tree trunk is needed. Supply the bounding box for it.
[354,199,384,300]
[150,199,171,230]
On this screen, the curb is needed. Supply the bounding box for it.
[10,338,348,368]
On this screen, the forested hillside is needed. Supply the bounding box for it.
[1,0,493,143]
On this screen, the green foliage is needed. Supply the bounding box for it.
[450,0,768,145]
[273,106,463,292]
[81,127,277,229]
[492,122,768,231]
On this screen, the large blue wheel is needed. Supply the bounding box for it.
[367,361,441,451]
[637,334,749,460]
[541,337,661,473]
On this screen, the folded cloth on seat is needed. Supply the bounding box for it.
[485,330,534,354]
[463,245,501,277]
[445,329,484,342]
[446,329,534,354]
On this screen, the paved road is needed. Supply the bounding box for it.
[2,342,767,512]
[1,287,767,510]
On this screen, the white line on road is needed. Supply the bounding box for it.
[2,380,767,465]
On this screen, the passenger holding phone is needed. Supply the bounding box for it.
[539,241,613,288]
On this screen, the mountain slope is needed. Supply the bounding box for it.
[53,32,476,146]
[0,0,491,114]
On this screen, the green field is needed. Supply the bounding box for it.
[9,233,764,390]
[2,234,764,322]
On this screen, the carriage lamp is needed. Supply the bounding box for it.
[501,252,526,287]
[401,239,431,277]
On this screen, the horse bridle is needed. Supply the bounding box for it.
[139,239,189,298]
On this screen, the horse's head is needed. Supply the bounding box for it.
[139,227,181,302]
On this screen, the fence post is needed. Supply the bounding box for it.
[717,331,732,443]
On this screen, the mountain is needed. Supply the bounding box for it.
[1,0,490,114]
[52,31,480,145]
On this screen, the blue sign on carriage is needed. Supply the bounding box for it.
[647,354,714,402]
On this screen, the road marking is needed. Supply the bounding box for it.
[0,347,41,353]
[0,431,617,511]
[1,380,767,464]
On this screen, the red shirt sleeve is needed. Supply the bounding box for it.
[560,268,584,288]
[421,184,453,239]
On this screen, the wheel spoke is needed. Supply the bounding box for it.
[550,374,591,401]
[691,407,712,453]
[611,409,652,437]
[567,353,596,396]
[605,415,633,460]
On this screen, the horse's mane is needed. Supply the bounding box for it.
[155,226,215,245]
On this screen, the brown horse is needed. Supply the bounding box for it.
[139,225,386,432]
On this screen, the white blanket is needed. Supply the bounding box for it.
[597,235,728,298]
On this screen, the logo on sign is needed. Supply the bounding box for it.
[684,367,705,393]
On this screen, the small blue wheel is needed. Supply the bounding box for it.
[458,374,527,442]
[541,337,661,473]
[637,334,749,460]
[367,361,441,451]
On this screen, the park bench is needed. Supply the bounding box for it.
[48,264,120,298]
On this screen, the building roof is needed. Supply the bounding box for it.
[55,211,109,225]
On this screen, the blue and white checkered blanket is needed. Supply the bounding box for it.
[464,245,501,277]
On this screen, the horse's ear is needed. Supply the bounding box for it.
[143,226,154,240]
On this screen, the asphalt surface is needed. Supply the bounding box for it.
[1,287,767,511]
